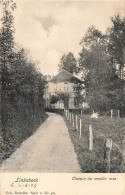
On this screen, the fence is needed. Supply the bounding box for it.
[64,109,125,173]
[45,107,123,118]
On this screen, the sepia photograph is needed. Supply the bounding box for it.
[0,0,125,178]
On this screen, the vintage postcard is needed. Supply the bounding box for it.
[0,0,125,194]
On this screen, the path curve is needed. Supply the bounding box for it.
[0,113,81,172]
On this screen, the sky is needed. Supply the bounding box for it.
[1,0,125,76]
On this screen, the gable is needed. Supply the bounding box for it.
[49,70,81,83]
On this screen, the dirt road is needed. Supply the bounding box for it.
[0,113,81,172]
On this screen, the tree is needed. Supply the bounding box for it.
[0,0,16,137]
[107,14,125,79]
[78,26,113,112]
[0,0,16,124]
[106,75,125,110]
[73,82,84,104]
[56,91,69,108]
[11,48,46,113]
[0,0,16,81]
[0,0,47,162]
[80,26,107,49]
[50,95,59,104]
[107,14,125,112]
[58,52,77,74]
[79,20,125,113]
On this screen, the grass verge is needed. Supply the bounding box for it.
[63,114,125,173]
[0,112,48,166]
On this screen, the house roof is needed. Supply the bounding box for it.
[49,69,81,83]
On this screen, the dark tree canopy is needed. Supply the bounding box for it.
[0,0,16,91]
[78,22,125,112]
[79,33,111,111]
[58,52,77,74]
[80,26,107,48]
[0,0,47,162]
[107,14,125,79]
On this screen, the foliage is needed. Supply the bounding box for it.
[80,26,107,49]
[50,95,59,104]
[0,0,47,163]
[50,92,70,108]
[58,52,78,74]
[0,0,16,90]
[78,17,125,112]
[73,82,84,103]
[107,75,125,109]
[107,14,125,77]
[79,26,112,111]
[56,91,69,108]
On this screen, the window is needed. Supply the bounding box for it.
[64,82,68,91]
[74,97,79,106]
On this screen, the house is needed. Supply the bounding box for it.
[44,70,83,109]
[115,63,125,80]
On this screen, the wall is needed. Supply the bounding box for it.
[44,81,82,109]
